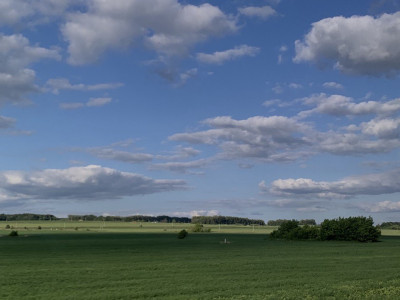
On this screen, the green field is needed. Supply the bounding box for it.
[1,222,400,299]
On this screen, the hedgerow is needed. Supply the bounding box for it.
[270,217,380,242]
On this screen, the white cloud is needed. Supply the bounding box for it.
[360,201,400,213]
[238,5,276,20]
[317,131,400,155]
[0,33,60,105]
[360,118,400,139]
[0,0,75,26]
[178,68,198,86]
[170,116,313,162]
[0,165,186,202]
[262,99,281,107]
[289,83,302,89]
[172,210,219,218]
[323,82,344,89]
[268,168,400,199]
[46,78,123,94]
[300,93,400,117]
[62,0,237,65]
[196,45,260,65]
[294,12,400,76]
[170,109,400,160]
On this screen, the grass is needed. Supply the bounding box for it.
[0,222,400,299]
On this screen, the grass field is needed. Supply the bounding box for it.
[1,221,400,299]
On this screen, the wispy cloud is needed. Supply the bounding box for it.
[196,45,260,65]
[46,78,123,94]
[60,97,112,109]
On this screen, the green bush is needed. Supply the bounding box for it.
[5,224,10,229]
[320,216,380,242]
[177,229,188,239]
[190,224,211,233]
[9,230,18,237]
[270,217,380,242]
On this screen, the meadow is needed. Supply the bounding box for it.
[1,221,400,299]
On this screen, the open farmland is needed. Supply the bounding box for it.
[1,222,400,299]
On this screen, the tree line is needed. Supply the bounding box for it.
[378,222,400,230]
[191,216,265,225]
[267,219,316,226]
[269,217,381,242]
[0,213,57,221]
[67,215,191,223]
[0,213,264,225]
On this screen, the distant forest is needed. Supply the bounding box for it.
[0,213,264,225]
[2,214,395,227]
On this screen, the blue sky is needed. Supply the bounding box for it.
[1,0,400,223]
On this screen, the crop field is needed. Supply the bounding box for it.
[1,222,400,299]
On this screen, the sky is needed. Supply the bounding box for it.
[1,0,400,223]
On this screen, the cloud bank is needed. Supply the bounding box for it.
[62,0,237,65]
[0,165,186,202]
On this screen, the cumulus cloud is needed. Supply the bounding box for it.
[316,131,400,155]
[0,165,186,202]
[46,78,123,94]
[0,0,75,26]
[238,6,276,20]
[0,34,60,105]
[360,201,400,213]
[268,168,400,199]
[360,118,400,139]
[62,0,237,65]
[170,115,313,162]
[299,93,400,117]
[294,12,400,76]
[196,45,260,65]
[169,110,400,162]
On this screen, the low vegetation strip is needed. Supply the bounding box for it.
[270,217,381,242]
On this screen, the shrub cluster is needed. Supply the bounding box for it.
[8,230,18,237]
[177,229,188,239]
[269,220,319,240]
[270,217,380,242]
[190,224,211,233]
[320,217,380,242]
